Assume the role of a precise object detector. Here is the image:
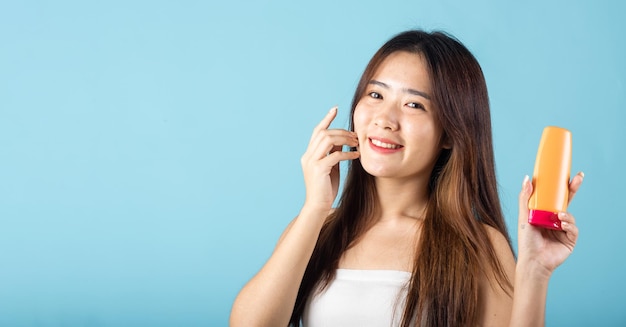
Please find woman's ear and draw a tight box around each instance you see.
[441,134,452,149]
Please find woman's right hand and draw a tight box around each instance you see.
[300,107,360,213]
[230,107,359,327]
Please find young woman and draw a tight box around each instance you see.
[230,30,583,327]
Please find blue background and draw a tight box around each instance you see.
[1,0,624,326]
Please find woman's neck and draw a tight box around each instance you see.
[373,176,429,222]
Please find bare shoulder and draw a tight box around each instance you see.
[480,223,516,287]
[482,224,515,259]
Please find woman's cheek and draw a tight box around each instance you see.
[352,116,367,145]
[352,104,369,130]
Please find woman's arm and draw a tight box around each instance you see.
[480,173,583,327]
[509,173,583,327]
[478,226,516,327]
[229,207,330,327]
[229,107,359,327]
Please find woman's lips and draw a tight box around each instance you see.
[368,137,404,153]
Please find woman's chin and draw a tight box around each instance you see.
[361,162,398,178]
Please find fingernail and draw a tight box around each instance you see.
[330,106,338,113]
[522,175,529,186]
[558,212,567,219]
[579,171,585,179]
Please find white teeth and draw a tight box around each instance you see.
[371,139,401,149]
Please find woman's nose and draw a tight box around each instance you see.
[373,103,399,131]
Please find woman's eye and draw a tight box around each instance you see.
[407,102,425,110]
[368,92,382,99]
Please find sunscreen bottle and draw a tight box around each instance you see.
[528,126,572,230]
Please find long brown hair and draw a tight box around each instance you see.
[289,30,513,327]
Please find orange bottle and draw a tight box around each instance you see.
[528,126,572,230]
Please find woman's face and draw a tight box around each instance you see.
[353,51,447,181]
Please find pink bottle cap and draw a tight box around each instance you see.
[528,209,562,230]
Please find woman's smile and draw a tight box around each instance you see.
[368,137,404,153]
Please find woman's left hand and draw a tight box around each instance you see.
[516,172,584,276]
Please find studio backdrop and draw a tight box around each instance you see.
[0,0,624,326]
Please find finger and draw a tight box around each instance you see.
[557,211,576,226]
[518,175,533,226]
[308,128,356,152]
[567,171,584,205]
[317,129,358,140]
[328,144,343,155]
[305,130,357,155]
[558,212,579,247]
[315,106,338,132]
[307,107,339,148]
[321,149,360,165]
[309,134,359,160]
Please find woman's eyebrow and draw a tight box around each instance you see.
[368,79,431,100]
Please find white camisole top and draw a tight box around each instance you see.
[302,269,411,327]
